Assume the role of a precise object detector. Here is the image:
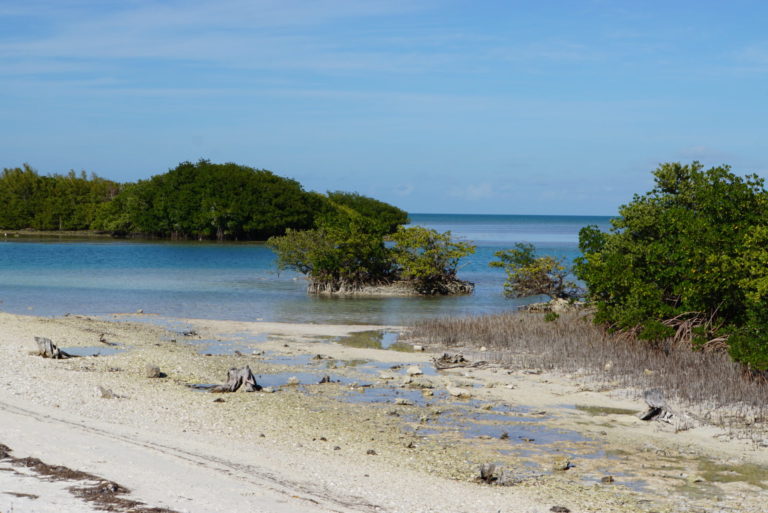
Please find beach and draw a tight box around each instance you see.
[1,311,766,513]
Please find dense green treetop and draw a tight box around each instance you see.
[326,191,408,234]
[94,160,325,240]
[1,160,408,241]
[269,206,395,293]
[574,162,768,369]
[0,164,118,230]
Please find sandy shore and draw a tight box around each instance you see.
[0,311,766,513]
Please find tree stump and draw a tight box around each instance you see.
[34,337,71,359]
[638,388,674,422]
[432,353,468,370]
[478,463,500,484]
[211,365,262,393]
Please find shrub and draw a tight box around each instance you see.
[269,220,475,295]
[389,226,475,295]
[268,208,395,293]
[490,242,579,299]
[574,162,768,369]
[543,311,559,322]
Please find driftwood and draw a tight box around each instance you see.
[34,337,72,359]
[432,353,487,370]
[478,463,501,484]
[98,333,118,346]
[211,366,262,393]
[433,353,469,369]
[638,389,696,431]
[638,389,674,422]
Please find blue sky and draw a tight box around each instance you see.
[1,1,766,215]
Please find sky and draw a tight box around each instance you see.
[1,1,767,215]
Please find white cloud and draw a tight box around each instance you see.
[449,182,494,201]
[0,0,436,68]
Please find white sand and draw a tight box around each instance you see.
[1,312,766,513]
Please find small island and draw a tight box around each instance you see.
[0,159,476,297]
[0,160,407,241]
[269,222,475,296]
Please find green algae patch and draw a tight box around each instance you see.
[336,330,414,352]
[574,405,638,416]
[698,458,768,489]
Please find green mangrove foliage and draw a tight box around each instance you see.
[574,162,768,370]
[326,191,409,234]
[390,226,475,295]
[269,208,395,294]
[0,165,119,230]
[94,160,324,240]
[268,219,475,296]
[1,160,407,241]
[490,242,579,299]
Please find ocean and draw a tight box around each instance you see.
[0,214,611,325]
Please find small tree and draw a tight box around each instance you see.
[574,161,768,369]
[268,209,394,293]
[389,226,475,295]
[490,243,579,299]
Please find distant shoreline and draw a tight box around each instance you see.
[2,229,114,239]
[0,213,614,242]
[0,230,272,243]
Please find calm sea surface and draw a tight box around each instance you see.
[0,214,611,325]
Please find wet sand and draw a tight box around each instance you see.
[0,311,766,512]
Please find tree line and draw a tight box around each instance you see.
[0,164,119,231]
[0,160,408,241]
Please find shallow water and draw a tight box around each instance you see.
[61,345,126,357]
[191,335,269,355]
[0,214,610,325]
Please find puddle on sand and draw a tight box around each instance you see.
[192,336,269,355]
[264,351,438,379]
[470,410,544,423]
[264,353,317,366]
[321,358,370,369]
[581,473,648,492]
[334,330,414,352]
[356,359,439,377]
[255,371,362,388]
[107,315,196,334]
[62,345,126,357]
[432,408,594,446]
[188,371,363,392]
[341,384,595,450]
[187,383,218,391]
[107,317,276,356]
[342,386,448,406]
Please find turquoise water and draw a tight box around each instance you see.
[0,214,611,325]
